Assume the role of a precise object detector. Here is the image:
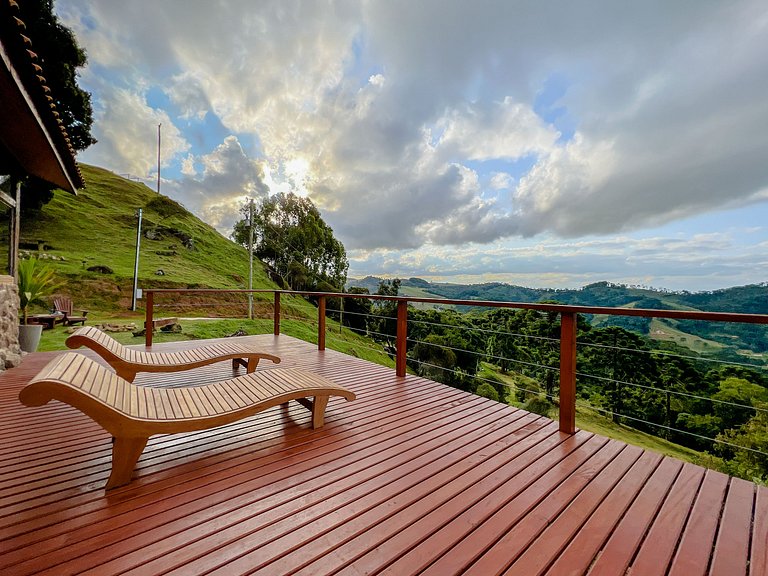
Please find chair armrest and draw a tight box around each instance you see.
[80,310,89,316]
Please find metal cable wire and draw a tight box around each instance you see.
[410,358,554,401]
[574,400,768,457]
[575,371,768,415]
[409,317,560,342]
[366,329,398,341]
[323,334,395,358]
[473,372,553,400]
[405,336,559,373]
[579,339,768,370]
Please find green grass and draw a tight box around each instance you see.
[475,361,715,467]
[574,404,707,464]
[20,165,278,311]
[648,318,725,353]
[39,312,396,369]
[398,286,456,310]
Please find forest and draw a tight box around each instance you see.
[336,280,768,483]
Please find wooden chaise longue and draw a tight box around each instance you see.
[20,352,356,489]
[66,325,282,382]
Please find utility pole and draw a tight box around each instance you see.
[131,208,142,311]
[157,123,162,194]
[248,198,255,319]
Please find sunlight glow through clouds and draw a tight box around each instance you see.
[59,0,768,291]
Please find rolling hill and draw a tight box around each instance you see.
[16,164,278,312]
[348,277,768,361]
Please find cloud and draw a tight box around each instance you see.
[490,173,512,190]
[162,136,269,232]
[58,0,768,290]
[78,80,190,177]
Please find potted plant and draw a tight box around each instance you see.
[17,257,62,352]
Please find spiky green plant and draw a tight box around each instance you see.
[17,258,62,324]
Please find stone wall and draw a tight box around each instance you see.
[0,275,22,370]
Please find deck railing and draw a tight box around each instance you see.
[142,288,768,440]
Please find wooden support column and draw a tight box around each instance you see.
[318,296,326,351]
[145,291,154,347]
[9,177,20,278]
[273,292,281,336]
[559,311,577,434]
[396,300,408,377]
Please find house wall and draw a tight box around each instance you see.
[0,275,21,369]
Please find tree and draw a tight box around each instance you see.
[367,278,401,345]
[17,0,96,210]
[19,0,95,152]
[232,193,349,291]
[342,287,372,334]
[716,401,768,482]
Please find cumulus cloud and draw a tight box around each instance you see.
[78,80,190,177]
[162,136,269,232]
[490,173,513,190]
[58,0,768,289]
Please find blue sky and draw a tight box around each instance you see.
[57,0,768,292]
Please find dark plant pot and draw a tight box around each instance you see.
[18,324,43,353]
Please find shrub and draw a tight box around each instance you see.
[475,382,500,402]
[522,396,553,417]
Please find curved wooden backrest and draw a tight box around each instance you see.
[20,352,356,489]
[65,326,281,382]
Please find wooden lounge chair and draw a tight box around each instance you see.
[53,296,88,326]
[66,326,281,382]
[19,352,356,489]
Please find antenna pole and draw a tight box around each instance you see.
[157,123,161,194]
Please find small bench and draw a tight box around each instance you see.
[19,352,356,489]
[66,326,280,382]
[144,317,179,331]
[53,297,88,326]
[27,313,65,330]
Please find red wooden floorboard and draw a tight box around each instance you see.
[0,334,764,576]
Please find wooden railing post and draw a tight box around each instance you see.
[396,300,408,377]
[318,296,326,351]
[273,292,281,336]
[559,311,577,434]
[145,290,154,347]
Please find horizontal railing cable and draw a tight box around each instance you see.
[409,318,560,342]
[575,400,768,458]
[409,358,555,401]
[578,339,768,370]
[576,371,768,415]
[405,336,559,373]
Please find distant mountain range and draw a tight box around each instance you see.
[348,277,768,314]
[348,277,768,358]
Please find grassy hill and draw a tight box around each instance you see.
[16,167,737,474]
[349,276,768,363]
[20,164,277,312]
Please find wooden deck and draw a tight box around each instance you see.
[0,334,765,575]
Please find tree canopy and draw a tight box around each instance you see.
[18,0,96,210]
[232,193,348,291]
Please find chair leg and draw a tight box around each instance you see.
[312,395,329,429]
[106,436,148,489]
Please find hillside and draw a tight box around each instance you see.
[348,277,768,360]
[18,164,278,311]
[350,276,768,314]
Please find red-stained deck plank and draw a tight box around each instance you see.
[753,485,768,576]
[503,449,663,576]
[709,477,755,576]
[585,456,683,576]
[0,334,762,576]
[629,462,706,575]
[462,442,643,576]
[668,469,730,576]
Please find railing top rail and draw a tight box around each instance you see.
[142,288,768,325]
